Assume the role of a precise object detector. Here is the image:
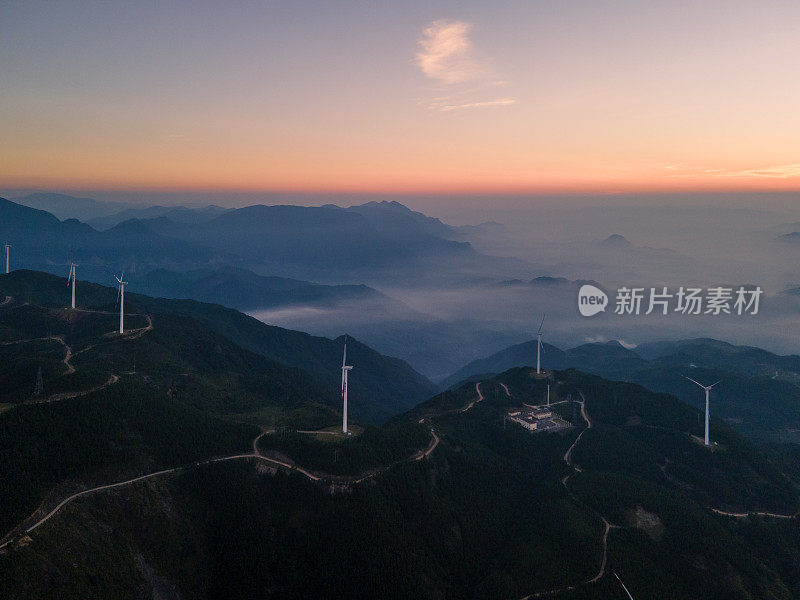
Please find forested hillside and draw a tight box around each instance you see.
[0,270,437,423]
[3,360,798,599]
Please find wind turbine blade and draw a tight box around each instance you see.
[538,314,545,333]
[709,380,722,388]
[684,376,706,389]
[614,572,635,600]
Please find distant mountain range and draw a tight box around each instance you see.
[341,200,453,238]
[440,339,646,389]
[592,233,686,262]
[0,196,528,286]
[0,196,537,379]
[12,192,133,221]
[442,337,800,439]
[0,197,214,278]
[496,275,599,289]
[597,233,634,248]
[87,204,229,230]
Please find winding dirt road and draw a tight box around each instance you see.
[1,423,442,553]
[460,382,484,412]
[522,392,618,599]
[3,307,155,406]
[710,507,797,519]
[125,314,153,340]
[417,430,440,459]
[0,453,258,552]
[9,334,120,405]
[53,335,76,375]
[31,374,120,405]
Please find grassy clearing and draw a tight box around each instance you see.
[301,423,366,442]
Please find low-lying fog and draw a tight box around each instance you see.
[251,194,800,381]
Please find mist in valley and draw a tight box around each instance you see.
[4,189,799,381]
[247,193,800,380]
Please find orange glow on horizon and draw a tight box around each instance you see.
[3,3,800,201]
[5,181,800,199]
[4,167,800,197]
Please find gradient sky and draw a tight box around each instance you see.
[2,0,800,196]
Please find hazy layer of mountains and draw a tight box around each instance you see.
[4,195,525,287]
[0,195,532,377]
[6,192,800,381]
[15,192,500,239]
[12,192,134,221]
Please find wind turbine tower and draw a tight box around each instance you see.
[114,273,128,334]
[547,382,550,406]
[341,336,353,433]
[684,376,721,446]
[67,262,77,309]
[536,314,545,374]
[4,243,10,274]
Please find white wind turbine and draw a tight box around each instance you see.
[67,262,78,309]
[4,243,10,274]
[536,314,545,374]
[341,336,353,434]
[114,273,128,334]
[684,376,721,446]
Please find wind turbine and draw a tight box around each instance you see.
[114,273,127,334]
[684,376,721,446]
[536,314,545,374]
[341,336,353,433]
[67,262,77,309]
[4,243,10,274]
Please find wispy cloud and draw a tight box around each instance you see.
[585,335,637,349]
[718,163,800,179]
[664,163,800,179]
[434,97,517,112]
[417,20,482,84]
[416,19,516,112]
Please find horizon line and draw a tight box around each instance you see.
[5,184,800,199]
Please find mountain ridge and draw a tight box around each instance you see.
[0,270,437,424]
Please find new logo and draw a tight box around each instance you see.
[578,284,608,317]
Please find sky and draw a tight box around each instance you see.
[2,0,800,198]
